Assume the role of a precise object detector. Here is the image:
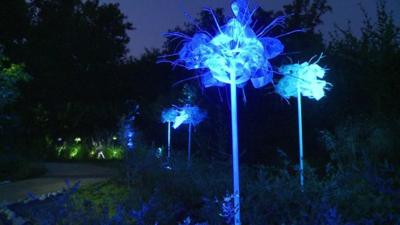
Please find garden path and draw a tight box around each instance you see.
[0,162,117,204]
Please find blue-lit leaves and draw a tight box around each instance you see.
[276,60,329,101]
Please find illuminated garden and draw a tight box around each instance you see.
[0,0,399,224]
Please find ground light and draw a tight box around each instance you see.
[276,57,330,188]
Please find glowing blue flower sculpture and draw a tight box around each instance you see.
[160,1,301,223]
[174,3,284,89]
[277,61,329,100]
[276,58,330,188]
[173,105,206,164]
[161,107,180,160]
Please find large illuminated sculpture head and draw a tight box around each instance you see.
[276,60,329,100]
[160,0,295,90]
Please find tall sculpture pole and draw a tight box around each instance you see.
[297,89,304,188]
[168,121,171,159]
[230,77,241,223]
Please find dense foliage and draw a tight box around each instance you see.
[11,117,399,224]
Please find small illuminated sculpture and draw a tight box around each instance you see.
[276,56,330,188]
[161,107,179,160]
[124,122,135,151]
[173,105,206,164]
[158,0,301,223]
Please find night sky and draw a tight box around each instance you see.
[101,0,400,57]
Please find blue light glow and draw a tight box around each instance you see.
[122,105,139,151]
[124,126,135,151]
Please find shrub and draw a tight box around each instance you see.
[19,117,400,224]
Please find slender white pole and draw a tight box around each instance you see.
[297,89,304,189]
[188,123,192,165]
[230,76,241,225]
[167,121,171,160]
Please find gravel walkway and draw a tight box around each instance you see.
[0,162,117,204]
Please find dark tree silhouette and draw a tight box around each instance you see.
[11,0,134,138]
[327,0,400,117]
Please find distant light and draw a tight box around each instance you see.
[74,137,81,143]
[69,147,80,158]
[112,136,118,141]
[127,131,133,138]
[165,165,172,170]
[127,142,133,148]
